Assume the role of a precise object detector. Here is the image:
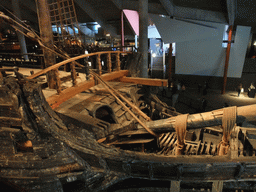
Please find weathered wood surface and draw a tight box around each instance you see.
[46,70,129,109]
[131,106,252,134]
[2,76,256,191]
[119,76,168,87]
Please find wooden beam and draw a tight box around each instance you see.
[107,138,154,145]
[119,76,168,87]
[212,181,223,192]
[124,104,256,135]
[47,70,129,109]
[170,180,180,192]
[35,0,56,88]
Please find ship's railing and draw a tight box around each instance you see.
[27,51,132,94]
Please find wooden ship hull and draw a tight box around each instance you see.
[1,8,256,192]
[1,71,256,192]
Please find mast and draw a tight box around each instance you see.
[35,0,57,89]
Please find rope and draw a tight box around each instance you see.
[175,114,189,155]
[218,106,237,155]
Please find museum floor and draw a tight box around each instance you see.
[158,86,256,128]
[181,88,256,111]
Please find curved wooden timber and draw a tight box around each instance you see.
[2,75,256,191]
[22,77,256,184]
[46,70,129,109]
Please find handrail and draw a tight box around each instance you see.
[27,50,132,95]
[27,51,131,80]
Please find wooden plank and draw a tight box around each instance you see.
[231,127,239,159]
[47,70,129,109]
[116,108,126,117]
[107,138,154,145]
[170,180,180,192]
[0,117,22,127]
[119,77,168,87]
[212,180,223,192]
[0,67,16,71]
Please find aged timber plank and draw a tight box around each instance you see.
[122,105,256,135]
[170,180,180,192]
[212,180,223,192]
[46,70,129,109]
[119,77,168,87]
[0,117,22,126]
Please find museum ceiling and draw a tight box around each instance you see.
[0,0,256,37]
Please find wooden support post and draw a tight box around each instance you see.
[231,126,239,159]
[35,0,57,89]
[70,62,77,86]
[116,53,120,71]
[107,53,112,73]
[54,69,61,94]
[97,54,102,75]
[212,180,223,192]
[170,180,180,192]
[221,25,233,94]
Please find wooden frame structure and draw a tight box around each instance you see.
[27,50,169,109]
